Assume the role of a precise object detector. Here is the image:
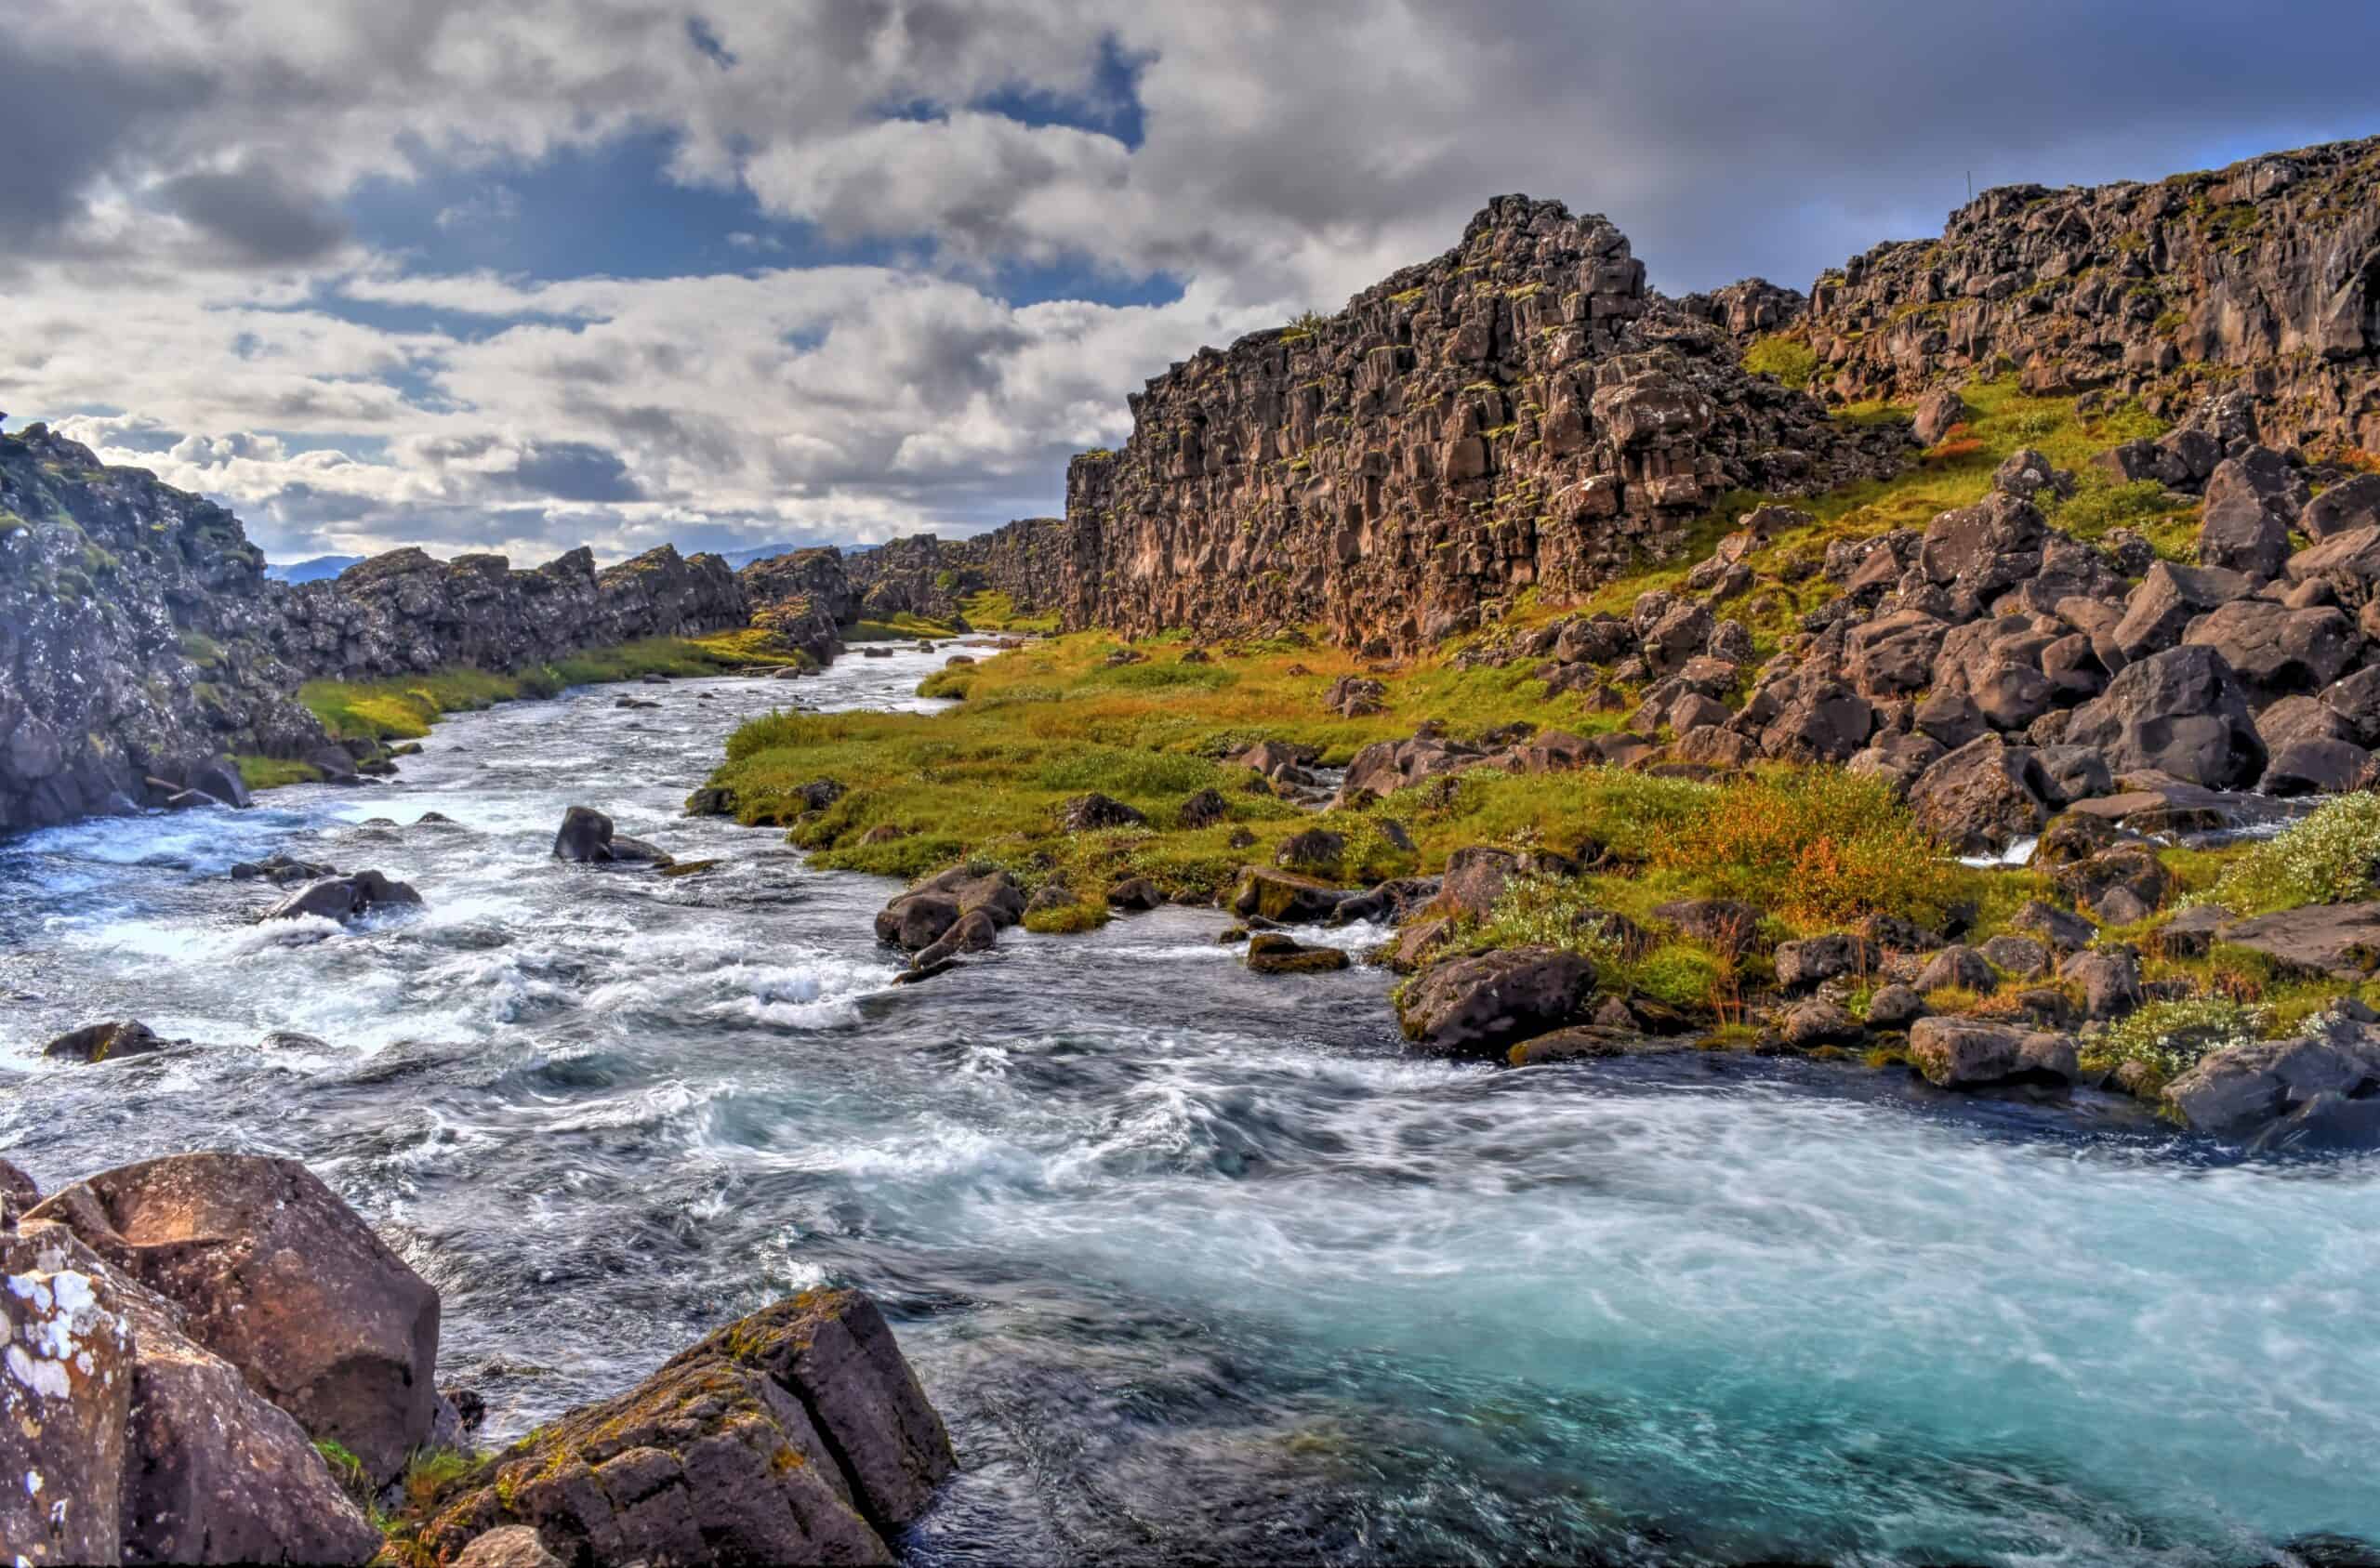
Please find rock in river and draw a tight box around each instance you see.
[417,1290,955,1568]
[1245,933,1352,974]
[1395,945,1595,1058]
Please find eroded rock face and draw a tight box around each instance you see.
[1807,135,2380,454]
[26,1153,441,1486]
[419,1290,955,1568]
[2163,1016,2380,1140]
[840,521,1068,623]
[1059,196,1907,656]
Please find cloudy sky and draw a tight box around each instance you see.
[5,2,2375,567]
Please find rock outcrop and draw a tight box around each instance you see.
[1,421,772,834]
[738,547,859,665]
[1060,196,1910,655]
[842,519,1068,622]
[1807,135,2380,453]
[417,1290,956,1567]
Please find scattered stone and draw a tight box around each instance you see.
[2062,947,2144,1021]
[1061,792,1147,831]
[1907,1018,2079,1087]
[1274,827,1346,872]
[1864,983,1925,1029]
[42,1019,168,1064]
[264,869,424,922]
[1395,946,1595,1058]
[1246,933,1353,974]
[1978,934,2051,980]
[2064,646,2268,789]
[1651,898,1765,955]
[1231,865,1350,924]
[1779,997,1862,1048]
[1106,876,1166,912]
[1507,1027,1689,1065]
[1773,932,1881,992]
[2163,1017,2380,1141]
[2214,903,2380,980]
[1179,788,1228,829]
[1913,944,1997,995]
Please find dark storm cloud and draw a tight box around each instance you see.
[505,440,642,503]
[0,42,213,251]
[158,164,349,264]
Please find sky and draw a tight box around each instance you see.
[4,2,2376,567]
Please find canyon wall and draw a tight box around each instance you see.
[0,423,760,831]
[1056,196,1911,655]
[841,518,1069,622]
[1807,136,2380,452]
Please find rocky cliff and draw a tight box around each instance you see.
[1058,197,1909,655]
[1807,135,2380,453]
[738,546,859,665]
[841,518,1069,622]
[0,423,764,832]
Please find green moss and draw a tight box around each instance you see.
[1743,333,1819,389]
[234,755,324,791]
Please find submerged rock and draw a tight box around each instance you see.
[418,1290,955,1567]
[263,869,423,922]
[42,1019,168,1064]
[553,805,616,862]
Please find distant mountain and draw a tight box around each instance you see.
[718,542,800,570]
[266,554,365,584]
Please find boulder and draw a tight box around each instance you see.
[1977,934,2051,980]
[1061,792,1147,831]
[0,1221,138,1566]
[1179,788,1228,829]
[454,1526,567,1568]
[1,1159,36,1225]
[187,758,254,810]
[1650,899,1765,955]
[1105,876,1166,912]
[879,892,960,951]
[1907,736,2050,853]
[1246,934,1353,974]
[26,1152,441,1485]
[2214,903,2380,980]
[2285,525,2380,608]
[552,805,615,862]
[2162,1019,2380,1140]
[42,1019,167,1064]
[264,869,424,922]
[2196,465,2294,579]
[1773,932,1881,992]
[2052,846,2174,924]
[2302,473,2380,541]
[1435,846,1522,916]
[1778,997,1862,1048]
[1274,828,1345,872]
[1395,946,1595,1058]
[1230,866,1349,924]
[417,1290,955,1567]
[2063,646,2267,788]
[1907,1018,2080,1087]
[2109,561,2251,664]
[1912,386,1972,446]
[2061,948,2143,1021]
[1865,983,1925,1029]
[2180,599,2360,706]
[2011,899,2096,955]
[1913,945,1997,995]
[2261,737,2373,796]
[1323,675,1389,718]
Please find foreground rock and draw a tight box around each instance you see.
[419,1290,956,1567]
[877,864,1026,956]
[2162,1013,2380,1145]
[27,1152,441,1485]
[4,1198,380,1565]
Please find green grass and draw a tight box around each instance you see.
[2195,794,2380,915]
[961,589,1061,632]
[846,613,959,641]
[1743,332,1818,389]
[234,754,323,790]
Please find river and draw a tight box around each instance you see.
[3,644,2374,1567]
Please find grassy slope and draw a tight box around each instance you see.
[709,378,2373,1089]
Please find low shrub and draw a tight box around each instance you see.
[2198,794,2380,915]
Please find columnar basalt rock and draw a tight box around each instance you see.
[737,546,860,665]
[1059,196,1911,656]
[1807,135,2380,453]
[842,519,1069,622]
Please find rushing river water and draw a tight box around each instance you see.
[4,644,2376,1567]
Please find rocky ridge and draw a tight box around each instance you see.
[1058,195,1911,656]
[1806,135,2380,453]
[841,517,1068,623]
[0,422,848,833]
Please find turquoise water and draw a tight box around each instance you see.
[2,646,2373,1566]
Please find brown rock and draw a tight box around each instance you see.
[1907,1018,2080,1087]
[41,1019,168,1064]
[26,1152,441,1485]
[1246,933,1353,974]
[420,1290,955,1567]
[1395,946,1595,1058]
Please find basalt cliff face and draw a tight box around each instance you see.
[842,518,1069,622]
[1807,136,2380,452]
[1058,196,1911,655]
[0,423,769,832]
